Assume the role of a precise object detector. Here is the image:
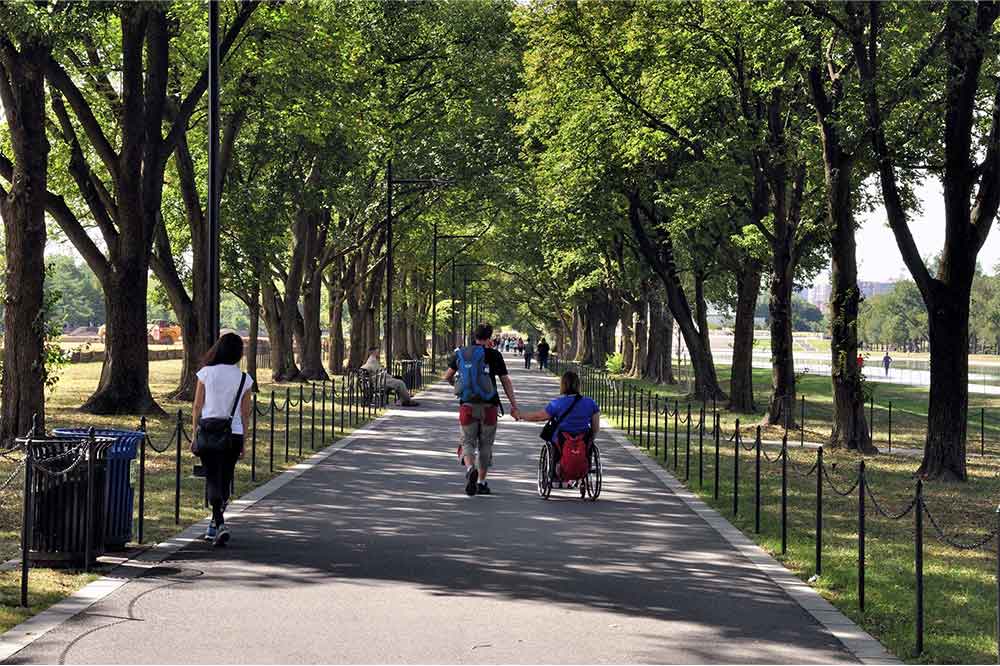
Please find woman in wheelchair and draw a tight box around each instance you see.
[519,370,600,482]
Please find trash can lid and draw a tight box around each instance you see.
[51,429,143,457]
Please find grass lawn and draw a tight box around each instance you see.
[581,362,1000,664]
[0,359,430,634]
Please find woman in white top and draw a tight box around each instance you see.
[192,333,254,546]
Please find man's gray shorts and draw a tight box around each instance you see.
[459,403,498,470]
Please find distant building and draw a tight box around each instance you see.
[796,280,895,312]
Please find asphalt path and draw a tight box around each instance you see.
[7,356,855,664]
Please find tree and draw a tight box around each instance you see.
[844,2,1000,479]
[0,5,53,441]
[40,2,256,413]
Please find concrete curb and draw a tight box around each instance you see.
[603,419,901,665]
[0,411,390,663]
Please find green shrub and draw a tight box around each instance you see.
[605,352,624,374]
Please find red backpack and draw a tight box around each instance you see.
[559,432,589,481]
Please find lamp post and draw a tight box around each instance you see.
[431,223,477,372]
[207,0,221,344]
[385,160,452,368]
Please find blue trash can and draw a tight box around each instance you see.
[53,428,143,550]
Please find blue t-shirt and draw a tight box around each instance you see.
[545,394,599,441]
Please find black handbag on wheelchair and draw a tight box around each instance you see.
[194,373,247,457]
[540,394,583,442]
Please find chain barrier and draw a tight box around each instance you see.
[865,483,918,520]
[922,502,1000,551]
[30,442,90,477]
[760,444,785,464]
[821,462,861,497]
[787,456,819,477]
[0,456,26,493]
[145,432,174,453]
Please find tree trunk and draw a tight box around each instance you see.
[83,259,160,414]
[262,279,300,382]
[809,66,873,451]
[328,280,345,374]
[299,265,328,380]
[575,305,592,364]
[632,293,648,378]
[628,191,726,400]
[247,278,260,389]
[918,294,970,480]
[0,39,49,441]
[645,290,675,384]
[620,302,635,373]
[765,244,796,426]
[729,262,760,412]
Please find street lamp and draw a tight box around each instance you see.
[385,160,452,368]
[207,1,221,344]
[431,223,477,372]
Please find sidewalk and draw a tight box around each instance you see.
[4,358,878,664]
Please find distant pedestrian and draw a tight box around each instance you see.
[524,343,534,369]
[192,332,254,547]
[857,353,865,370]
[516,337,524,356]
[537,338,550,370]
[882,352,892,376]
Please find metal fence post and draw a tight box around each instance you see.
[269,391,276,473]
[915,478,924,656]
[251,392,258,482]
[638,389,645,444]
[699,404,705,489]
[298,385,304,456]
[654,395,660,457]
[674,401,679,470]
[138,416,147,544]
[714,412,720,500]
[85,436,95,572]
[755,425,761,534]
[321,382,326,448]
[686,403,692,482]
[781,434,787,555]
[174,410,182,525]
[733,419,740,516]
[285,387,291,461]
[816,446,824,577]
[339,377,345,435]
[20,443,33,607]
[859,460,866,613]
[311,384,316,450]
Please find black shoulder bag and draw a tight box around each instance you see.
[539,394,583,442]
[194,373,247,457]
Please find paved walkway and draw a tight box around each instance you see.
[7,357,860,664]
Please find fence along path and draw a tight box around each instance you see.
[9,357,857,664]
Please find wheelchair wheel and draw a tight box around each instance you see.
[537,444,553,499]
[584,443,602,501]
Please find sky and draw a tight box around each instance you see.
[852,177,1000,283]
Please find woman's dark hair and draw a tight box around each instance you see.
[201,332,244,367]
[560,370,580,395]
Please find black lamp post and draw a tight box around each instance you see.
[207,1,221,344]
[385,160,452,368]
[431,223,477,372]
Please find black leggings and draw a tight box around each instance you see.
[202,435,243,525]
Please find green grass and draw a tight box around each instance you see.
[0,359,433,634]
[585,363,1000,664]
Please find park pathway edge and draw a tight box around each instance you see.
[0,404,390,663]
[602,418,901,665]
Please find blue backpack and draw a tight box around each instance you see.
[453,346,498,403]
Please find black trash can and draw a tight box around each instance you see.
[20,436,114,567]
[53,428,142,550]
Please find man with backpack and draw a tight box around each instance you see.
[444,323,520,496]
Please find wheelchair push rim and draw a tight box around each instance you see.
[584,443,602,500]
[537,443,553,499]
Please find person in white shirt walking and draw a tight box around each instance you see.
[192,333,254,546]
[362,348,420,407]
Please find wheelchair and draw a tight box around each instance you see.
[536,434,602,501]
